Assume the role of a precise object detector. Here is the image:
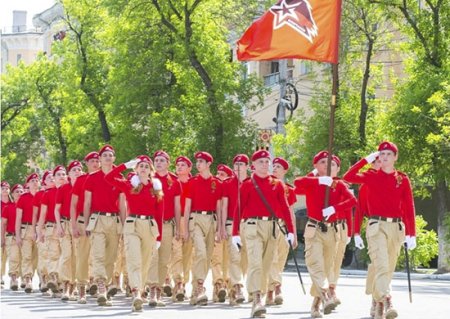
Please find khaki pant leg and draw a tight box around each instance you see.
[305,224,335,297]
[222,240,229,282]
[211,239,224,284]
[226,224,242,287]
[170,234,183,284]
[20,226,35,277]
[365,263,375,295]
[157,222,174,286]
[330,223,347,286]
[143,219,159,287]
[182,237,193,284]
[267,232,289,291]
[1,245,7,277]
[191,214,215,284]
[366,220,404,301]
[37,239,48,277]
[75,216,90,284]
[90,216,108,281]
[105,217,121,285]
[239,220,248,277]
[6,236,21,276]
[46,224,61,276]
[58,221,75,282]
[114,236,127,280]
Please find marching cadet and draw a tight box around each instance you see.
[2,184,24,290]
[352,156,381,317]
[168,155,193,300]
[343,141,416,319]
[16,173,41,293]
[33,171,55,294]
[38,166,68,296]
[232,150,295,318]
[1,181,12,287]
[183,151,222,306]
[211,164,233,303]
[294,151,356,318]
[105,155,163,312]
[221,154,249,305]
[148,150,182,306]
[55,161,83,301]
[83,145,124,306]
[70,151,99,303]
[266,157,297,306]
[327,155,354,306]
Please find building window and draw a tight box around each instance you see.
[17,54,22,64]
[271,61,279,74]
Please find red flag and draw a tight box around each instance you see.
[237,0,342,63]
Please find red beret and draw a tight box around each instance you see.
[11,184,23,192]
[99,144,115,156]
[332,155,341,167]
[53,165,66,176]
[313,151,329,164]
[126,172,136,180]
[136,155,153,165]
[195,151,213,163]
[1,181,9,188]
[68,160,82,171]
[378,141,398,154]
[176,156,192,167]
[251,150,271,161]
[84,151,99,162]
[153,150,170,161]
[217,164,233,177]
[233,154,249,165]
[41,170,52,185]
[26,173,39,184]
[273,157,289,170]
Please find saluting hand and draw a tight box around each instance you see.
[318,176,333,186]
[322,206,336,220]
[364,151,380,163]
[125,158,140,169]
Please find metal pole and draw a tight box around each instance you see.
[276,60,288,135]
[404,243,413,303]
[324,63,339,207]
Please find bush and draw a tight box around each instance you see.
[356,215,438,271]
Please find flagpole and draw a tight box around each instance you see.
[324,63,339,207]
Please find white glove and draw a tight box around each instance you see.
[156,241,161,250]
[311,168,318,176]
[285,232,295,245]
[354,235,365,249]
[152,178,162,191]
[346,236,351,245]
[322,206,335,220]
[130,175,140,188]
[125,159,140,169]
[318,176,333,186]
[364,151,380,164]
[232,236,242,251]
[405,235,417,250]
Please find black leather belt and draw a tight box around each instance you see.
[96,212,119,217]
[164,218,175,224]
[244,216,277,221]
[307,218,335,227]
[370,216,402,223]
[129,214,153,220]
[6,232,14,237]
[61,216,70,221]
[21,222,32,225]
[191,210,215,215]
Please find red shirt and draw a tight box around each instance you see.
[72,174,88,217]
[285,183,297,206]
[222,176,240,220]
[343,158,416,236]
[41,187,58,223]
[1,199,11,216]
[155,172,181,221]
[2,202,17,233]
[186,174,222,212]
[16,192,35,224]
[84,169,121,213]
[294,176,356,223]
[179,180,189,216]
[32,190,46,221]
[105,164,164,239]
[232,174,294,236]
[55,183,73,219]
[353,183,369,235]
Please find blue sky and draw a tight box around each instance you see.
[1,0,56,31]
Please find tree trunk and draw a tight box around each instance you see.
[436,179,450,273]
[97,109,111,143]
[358,38,374,147]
